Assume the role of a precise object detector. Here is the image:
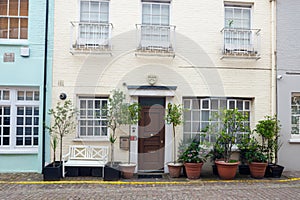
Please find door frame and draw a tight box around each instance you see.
[128,96,174,173]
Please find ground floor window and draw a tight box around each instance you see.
[0,87,39,149]
[78,97,108,138]
[291,94,300,135]
[183,97,251,144]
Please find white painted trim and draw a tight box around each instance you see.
[128,89,175,97]
[288,139,300,144]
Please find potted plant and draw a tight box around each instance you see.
[119,103,141,179]
[214,109,250,180]
[165,103,184,178]
[245,138,268,179]
[255,115,284,178]
[179,140,210,180]
[237,134,251,175]
[104,89,139,180]
[44,100,77,181]
[210,136,225,176]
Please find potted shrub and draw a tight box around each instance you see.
[214,109,250,180]
[44,100,77,181]
[237,134,251,175]
[179,140,210,180]
[210,137,225,176]
[165,103,184,178]
[255,115,284,178]
[104,89,140,180]
[119,103,141,179]
[245,138,268,179]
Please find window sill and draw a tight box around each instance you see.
[0,148,38,154]
[73,137,109,142]
[0,39,29,46]
[288,139,300,144]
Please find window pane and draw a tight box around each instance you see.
[25,127,31,135]
[16,137,23,145]
[3,137,10,145]
[26,107,32,115]
[17,127,23,135]
[4,107,10,115]
[3,117,10,125]
[9,0,18,16]
[90,2,99,12]
[142,4,150,15]
[20,18,28,39]
[17,117,23,125]
[33,137,38,145]
[34,107,39,115]
[20,0,28,16]
[26,91,33,100]
[18,91,25,100]
[25,137,31,145]
[3,90,9,100]
[17,107,24,115]
[0,18,8,38]
[0,0,8,15]
[9,18,19,39]
[100,2,108,12]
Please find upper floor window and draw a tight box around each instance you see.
[225,5,251,29]
[0,88,39,150]
[183,97,251,144]
[0,0,28,39]
[142,1,170,26]
[78,97,108,138]
[80,0,109,23]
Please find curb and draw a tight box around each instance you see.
[1,178,300,185]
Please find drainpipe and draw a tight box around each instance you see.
[42,0,50,173]
[270,0,277,116]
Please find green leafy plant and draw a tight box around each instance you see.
[215,109,250,162]
[245,138,268,163]
[46,100,77,163]
[179,140,210,163]
[105,89,140,166]
[210,136,225,162]
[237,134,251,165]
[255,115,281,164]
[165,103,183,164]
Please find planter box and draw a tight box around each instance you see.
[104,163,121,181]
[265,164,284,178]
[43,161,62,181]
[91,167,103,177]
[65,167,79,177]
[239,164,250,175]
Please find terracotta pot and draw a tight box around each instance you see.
[215,160,240,180]
[168,163,183,178]
[184,162,204,180]
[249,162,268,179]
[119,163,136,179]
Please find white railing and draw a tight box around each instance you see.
[221,28,261,58]
[70,21,113,53]
[136,24,176,52]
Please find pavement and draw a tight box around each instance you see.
[0,171,300,199]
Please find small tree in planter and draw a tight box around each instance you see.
[214,108,250,180]
[104,89,140,180]
[165,103,184,178]
[119,102,141,179]
[44,100,77,180]
[255,115,283,177]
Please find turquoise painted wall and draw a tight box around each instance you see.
[0,0,53,173]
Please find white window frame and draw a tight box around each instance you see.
[291,94,300,139]
[0,87,40,154]
[77,96,109,141]
[224,4,253,52]
[77,0,110,46]
[183,97,251,144]
[0,0,29,41]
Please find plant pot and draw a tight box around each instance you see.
[249,162,268,179]
[43,161,62,181]
[239,164,250,175]
[104,163,121,181]
[215,160,239,180]
[167,163,183,178]
[119,163,136,179]
[212,164,218,176]
[265,164,284,178]
[184,162,204,180]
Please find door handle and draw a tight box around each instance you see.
[161,140,164,144]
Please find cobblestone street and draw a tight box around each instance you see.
[1,172,300,200]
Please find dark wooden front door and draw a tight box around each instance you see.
[138,97,165,171]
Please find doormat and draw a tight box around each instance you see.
[138,174,163,179]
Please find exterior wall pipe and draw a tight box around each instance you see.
[42,0,50,173]
[270,0,277,116]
